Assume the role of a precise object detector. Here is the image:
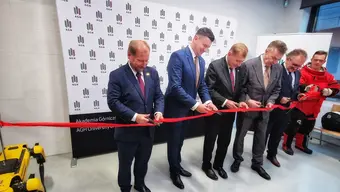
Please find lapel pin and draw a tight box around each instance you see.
[146,72,150,76]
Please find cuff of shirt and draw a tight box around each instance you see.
[191,102,199,111]
[131,113,137,122]
[204,100,212,105]
[221,99,228,108]
[154,112,162,116]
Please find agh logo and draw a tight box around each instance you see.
[61,0,68,2]
[83,88,90,98]
[74,101,80,111]
[152,43,157,52]
[188,36,192,43]
[126,28,132,38]
[100,63,107,73]
[212,39,217,46]
[174,34,179,43]
[71,75,78,86]
[89,49,96,60]
[224,40,228,48]
[230,30,234,39]
[144,30,149,40]
[64,19,72,31]
[135,17,140,27]
[189,14,194,23]
[167,22,172,31]
[160,32,165,42]
[182,24,186,33]
[116,14,122,25]
[96,11,103,22]
[86,22,94,34]
[195,26,199,32]
[160,9,165,19]
[118,40,124,50]
[215,19,219,27]
[98,37,105,48]
[109,51,115,61]
[176,12,180,21]
[77,35,84,47]
[159,76,164,84]
[126,3,132,14]
[93,100,100,109]
[102,88,107,97]
[159,54,164,63]
[119,64,123,68]
[152,65,157,70]
[205,49,209,56]
[74,6,81,18]
[68,48,76,59]
[181,45,185,49]
[144,6,149,16]
[92,75,98,85]
[202,16,207,25]
[152,19,157,29]
[84,0,91,7]
[80,62,87,73]
[106,0,112,11]
[217,49,221,57]
[107,25,114,36]
[167,44,171,53]
[226,20,231,28]
[219,29,223,37]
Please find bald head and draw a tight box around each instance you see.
[128,40,150,72]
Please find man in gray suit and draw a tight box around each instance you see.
[231,40,287,180]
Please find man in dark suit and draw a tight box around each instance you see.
[107,40,164,192]
[265,49,307,167]
[231,40,287,180]
[202,43,249,180]
[164,27,218,189]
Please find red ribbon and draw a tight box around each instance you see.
[0,104,294,129]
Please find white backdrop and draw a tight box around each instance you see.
[56,0,237,115]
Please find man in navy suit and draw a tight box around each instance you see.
[265,49,307,167]
[164,27,218,189]
[107,40,164,192]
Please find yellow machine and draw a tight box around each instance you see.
[0,127,46,192]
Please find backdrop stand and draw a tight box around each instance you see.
[71,157,77,168]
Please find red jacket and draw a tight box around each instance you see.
[295,65,340,119]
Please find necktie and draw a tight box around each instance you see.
[136,72,145,98]
[264,66,270,88]
[194,56,200,88]
[229,68,235,91]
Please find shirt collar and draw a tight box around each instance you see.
[128,61,143,76]
[188,45,196,60]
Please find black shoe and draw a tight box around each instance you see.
[230,161,241,173]
[134,184,151,192]
[202,166,218,180]
[179,167,192,177]
[251,165,271,180]
[213,166,228,179]
[282,146,294,156]
[295,145,313,154]
[267,156,281,167]
[170,174,184,189]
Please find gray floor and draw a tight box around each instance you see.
[28,132,340,192]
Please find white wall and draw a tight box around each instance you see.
[0,0,305,156]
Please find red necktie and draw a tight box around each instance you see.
[136,72,145,98]
[230,68,235,91]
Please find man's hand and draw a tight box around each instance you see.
[298,93,306,101]
[206,102,218,111]
[322,88,333,96]
[247,99,261,108]
[266,102,274,109]
[196,104,212,113]
[239,102,249,109]
[136,114,150,124]
[225,100,239,109]
[154,113,163,126]
[280,97,291,104]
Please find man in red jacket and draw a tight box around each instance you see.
[283,50,340,155]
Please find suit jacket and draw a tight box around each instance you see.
[205,56,243,109]
[107,64,164,142]
[240,56,282,105]
[164,46,211,118]
[275,64,301,107]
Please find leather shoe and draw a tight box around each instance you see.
[267,156,281,167]
[202,167,218,180]
[134,184,151,192]
[251,165,271,180]
[179,167,192,177]
[170,174,184,189]
[230,161,241,173]
[283,146,294,156]
[213,166,228,179]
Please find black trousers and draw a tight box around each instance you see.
[202,112,235,169]
[266,108,290,157]
[116,136,153,192]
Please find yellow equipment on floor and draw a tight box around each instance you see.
[0,124,46,192]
